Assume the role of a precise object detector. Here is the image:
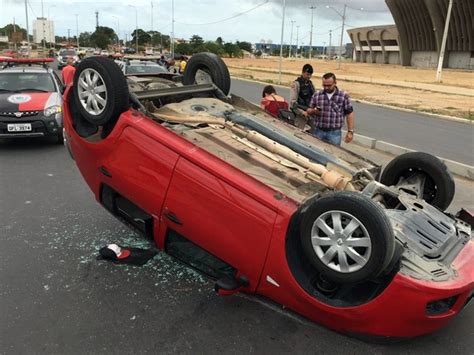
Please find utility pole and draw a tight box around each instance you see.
[288,20,295,58]
[75,14,79,48]
[13,17,17,50]
[309,5,316,59]
[296,25,300,58]
[41,0,46,51]
[171,0,175,58]
[67,29,70,46]
[278,0,286,84]
[95,11,99,29]
[25,0,30,52]
[436,0,453,82]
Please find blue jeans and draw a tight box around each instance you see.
[313,129,342,146]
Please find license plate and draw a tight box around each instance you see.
[7,123,32,132]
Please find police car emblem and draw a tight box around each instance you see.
[7,94,32,104]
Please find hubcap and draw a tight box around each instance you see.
[77,68,107,116]
[310,210,372,273]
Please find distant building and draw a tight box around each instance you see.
[254,42,346,57]
[33,17,55,44]
[348,0,473,69]
[347,25,400,65]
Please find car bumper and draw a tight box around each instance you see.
[259,226,474,338]
[0,114,63,139]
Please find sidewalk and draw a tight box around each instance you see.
[226,64,474,97]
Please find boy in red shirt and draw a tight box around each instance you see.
[61,57,76,86]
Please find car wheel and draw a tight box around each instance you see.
[300,192,395,284]
[182,52,231,95]
[73,56,129,126]
[380,152,455,211]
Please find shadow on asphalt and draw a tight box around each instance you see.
[0,137,62,150]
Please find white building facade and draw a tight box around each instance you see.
[33,18,55,44]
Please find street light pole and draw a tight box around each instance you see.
[338,4,346,69]
[309,5,316,59]
[128,5,138,53]
[296,25,300,58]
[288,20,295,58]
[436,0,453,82]
[327,4,347,70]
[75,14,79,49]
[112,16,120,46]
[278,0,286,84]
[25,0,30,52]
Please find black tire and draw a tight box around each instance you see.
[380,152,455,211]
[73,56,129,126]
[182,52,231,95]
[300,192,395,284]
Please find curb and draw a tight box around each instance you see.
[346,131,474,180]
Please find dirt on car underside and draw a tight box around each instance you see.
[144,96,379,203]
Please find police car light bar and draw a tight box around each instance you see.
[0,58,54,63]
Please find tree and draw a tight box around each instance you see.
[189,35,204,47]
[236,41,252,53]
[202,41,225,56]
[215,37,223,46]
[175,42,192,55]
[90,26,116,49]
[0,24,27,41]
[79,32,92,47]
[131,29,154,46]
[223,43,242,58]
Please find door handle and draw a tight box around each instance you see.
[163,209,182,225]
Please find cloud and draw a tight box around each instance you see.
[1,0,394,45]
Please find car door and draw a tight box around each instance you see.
[159,157,277,291]
[101,126,180,239]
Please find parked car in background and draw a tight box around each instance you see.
[1,49,18,58]
[63,54,473,340]
[57,48,79,69]
[0,58,64,143]
[115,58,175,78]
[123,47,136,54]
[100,50,109,56]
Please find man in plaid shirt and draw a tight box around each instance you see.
[306,72,355,146]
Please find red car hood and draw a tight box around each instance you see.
[0,92,60,112]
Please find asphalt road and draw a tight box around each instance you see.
[230,78,474,166]
[1,140,473,353]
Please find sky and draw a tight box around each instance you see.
[0,0,395,46]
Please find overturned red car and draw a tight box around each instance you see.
[63,54,473,340]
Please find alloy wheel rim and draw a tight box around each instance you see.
[77,68,107,116]
[311,210,372,273]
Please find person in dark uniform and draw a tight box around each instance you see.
[290,63,316,130]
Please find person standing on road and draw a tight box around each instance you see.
[290,63,316,130]
[306,72,354,146]
[61,57,76,87]
[179,56,187,74]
